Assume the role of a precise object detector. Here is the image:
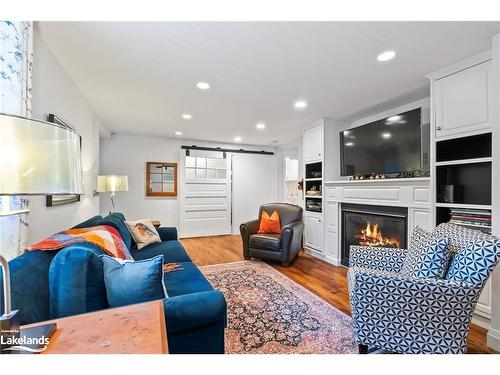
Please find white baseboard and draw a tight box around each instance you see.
[472,314,490,329]
[487,327,500,352]
[324,254,340,266]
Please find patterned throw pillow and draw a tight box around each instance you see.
[400,226,450,279]
[446,239,500,287]
[124,219,161,249]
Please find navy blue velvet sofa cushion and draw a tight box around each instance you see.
[49,243,109,319]
[101,254,167,308]
[130,240,192,263]
[1,250,56,325]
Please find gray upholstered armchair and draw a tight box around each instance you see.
[240,203,303,267]
[348,223,500,354]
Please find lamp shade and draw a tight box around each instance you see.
[97,175,129,193]
[0,113,84,195]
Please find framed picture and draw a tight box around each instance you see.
[45,114,82,207]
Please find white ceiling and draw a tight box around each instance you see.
[37,21,500,146]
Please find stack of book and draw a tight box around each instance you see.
[449,208,492,234]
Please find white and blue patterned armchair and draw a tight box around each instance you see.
[348,223,500,354]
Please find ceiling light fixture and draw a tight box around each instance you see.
[256,122,266,130]
[345,142,354,147]
[182,114,192,120]
[175,131,183,136]
[387,115,402,123]
[377,50,396,62]
[382,132,392,139]
[196,82,210,90]
[234,136,242,142]
[294,100,307,109]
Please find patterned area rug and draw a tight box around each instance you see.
[200,260,357,354]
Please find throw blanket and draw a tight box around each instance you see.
[27,225,132,260]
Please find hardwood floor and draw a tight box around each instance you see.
[180,234,497,354]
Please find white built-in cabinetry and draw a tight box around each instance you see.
[302,119,348,257]
[427,50,496,327]
[303,124,324,163]
[433,55,493,140]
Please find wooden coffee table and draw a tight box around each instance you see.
[21,300,168,354]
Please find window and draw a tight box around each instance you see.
[185,156,227,180]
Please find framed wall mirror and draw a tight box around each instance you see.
[146,162,178,196]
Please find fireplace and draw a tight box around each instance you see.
[341,203,408,266]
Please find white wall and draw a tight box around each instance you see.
[231,153,277,233]
[28,27,101,243]
[99,133,276,232]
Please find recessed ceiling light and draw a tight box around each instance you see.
[234,136,242,142]
[345,142,354,147]
[382,132,392,139]
[387,115,402,123]
[294,100,307,109]
[182,114,192,120]
[196,81,210,90]
[175,131,183,136]
[377,50,396,62]
[256,122,266,130]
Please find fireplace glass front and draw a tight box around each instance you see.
[341,203,408,267]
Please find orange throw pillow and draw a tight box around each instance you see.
[258,210,282,234]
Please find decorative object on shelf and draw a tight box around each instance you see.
[439,184,463,204]
[45,114,82,207]
[305,199,322,213]
[310,171,321,178]
[97,175,129,213]
[146,162,177,197]
[0,113,84,354]
[306,185,321,196]
[297,179,303,191]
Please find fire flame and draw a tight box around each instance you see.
[355,222,400,248]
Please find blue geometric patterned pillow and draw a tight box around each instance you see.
[446,239,500,287]
[401,226,450,279]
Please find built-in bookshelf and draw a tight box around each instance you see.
[305,161,323,213]
[435,132,492,234]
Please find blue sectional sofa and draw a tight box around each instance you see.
[0,213,227,354]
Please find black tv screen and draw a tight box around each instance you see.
[340,108,423,176]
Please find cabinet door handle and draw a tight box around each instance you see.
[318,219,322,222]
[436,126,442,131]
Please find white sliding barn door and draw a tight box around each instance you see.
[231,153,277,234]
[179,151,232,238]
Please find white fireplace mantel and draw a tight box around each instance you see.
[321,177,431,266]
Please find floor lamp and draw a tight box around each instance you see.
[0,113,83,353]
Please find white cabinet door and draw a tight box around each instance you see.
[434,60,492,139]
[304,214,324,252]
[325,201,338,260]
[303,124,324,162]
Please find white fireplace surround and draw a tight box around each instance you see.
[322,177,432,266]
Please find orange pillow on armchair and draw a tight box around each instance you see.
[258,210,282,234]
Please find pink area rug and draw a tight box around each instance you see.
[200,260,357,354]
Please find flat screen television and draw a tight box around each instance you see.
[340,108,425,176]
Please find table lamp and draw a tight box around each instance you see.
[96,175,128,213]
[0,113,83,352]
